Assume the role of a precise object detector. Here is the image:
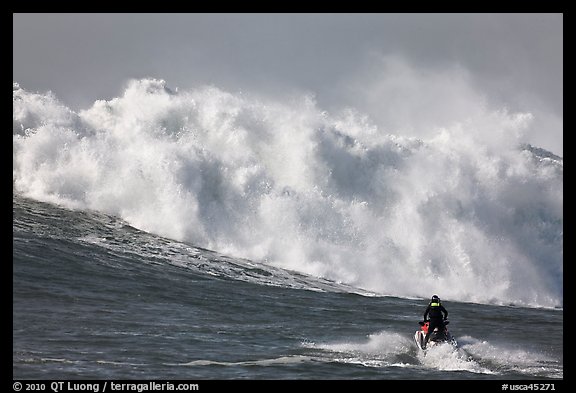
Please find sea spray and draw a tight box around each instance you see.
[13,79,562,307]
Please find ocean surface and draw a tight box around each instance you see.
[13,79,563,380]
[12,194,563,380]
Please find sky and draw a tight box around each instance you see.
[13,13,563,155]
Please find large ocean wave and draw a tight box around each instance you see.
[13,79,563,307]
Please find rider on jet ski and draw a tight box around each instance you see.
[422,295,448,349]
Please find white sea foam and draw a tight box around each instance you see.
[13,78,563,307]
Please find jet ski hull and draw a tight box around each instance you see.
[414,321,458,351]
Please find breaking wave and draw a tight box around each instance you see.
[13,78,563,307]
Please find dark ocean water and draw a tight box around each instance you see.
[13,194,563,380]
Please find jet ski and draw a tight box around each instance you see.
[414,320,458,351]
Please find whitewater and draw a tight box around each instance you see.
[13,78,562,308]
[12,193,563,379]
[12,78,563,379]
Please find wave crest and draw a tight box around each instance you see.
[13,78,563,307]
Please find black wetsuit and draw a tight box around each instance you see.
[423,301,448,347]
